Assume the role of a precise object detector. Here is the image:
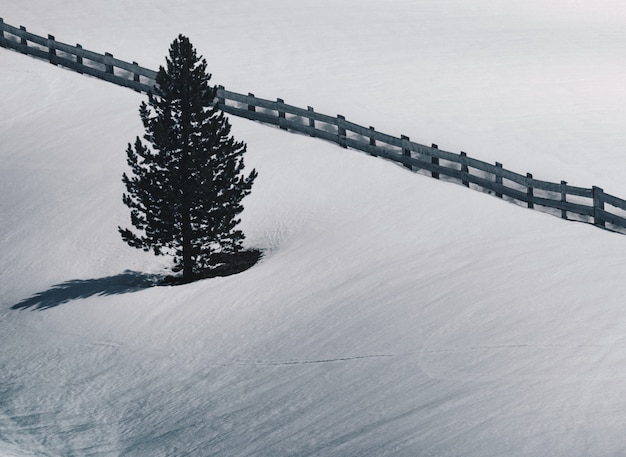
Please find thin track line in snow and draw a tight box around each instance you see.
[232,354,394,366]
[236,343,606,368]
[420,343,605,354]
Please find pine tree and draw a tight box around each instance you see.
[119,35,257,282]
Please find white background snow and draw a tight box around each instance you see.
[2,1,626,455]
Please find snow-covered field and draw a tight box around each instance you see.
[3,1,626,455]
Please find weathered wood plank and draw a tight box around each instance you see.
[286,120,332,139]
[602,192,626,211]
[465,174,523,200]
[334,124,403,147]
[527,173,534,209]
[401,135,412,170]
[304,125,340,143]
[282,103,338,125]
[533,196,594,216]
[1,38,48,59]
[597,208,626,228]
[3,23,48,47]
[219,90,340,125]
[593,186,606,227]
[341,119,378,137]
[281,120,311,135]
[344,138,385,157]
[407,142,460,162]
[219,104,279,126]
[221,90,261,105]
[465,156,501,175]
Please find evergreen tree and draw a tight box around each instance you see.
[119,35,257,282]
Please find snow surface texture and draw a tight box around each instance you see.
[2,1,626,456]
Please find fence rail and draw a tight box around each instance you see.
[3,18,626,233]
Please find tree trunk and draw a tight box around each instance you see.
[181,204,193,282]
[181,138,193,282]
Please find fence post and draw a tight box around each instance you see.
[401,135,412,170]
[0,18,5,47]
[19,26,27,52]
[526,173,534,209]
[369,127,376,146]
[76,44,83,73]
[495,162,503,198]
[368,127,377,156]
[129,62,141,92]
[307,106,315,134]
[337,115,347,148]
[277,98,287,130]
[247,93,256,112]
[460,151,469,187]
[47,34,57,65]
[593,186,605,227]
[104,52,114,74]
[216,85,225,107]
[132,61,140,83]
[431,144,439,179]
[560,181,568,219]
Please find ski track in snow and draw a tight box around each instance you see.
[230,354,395,366]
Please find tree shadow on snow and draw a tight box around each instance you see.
[12,250,263,310]
[11,271,161,311]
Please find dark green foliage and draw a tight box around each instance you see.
[119,35,257,282]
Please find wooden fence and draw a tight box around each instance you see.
[3,18,626,233]
[0,18,156,92]
[215,88,626,233]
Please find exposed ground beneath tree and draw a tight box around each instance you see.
[160,249,263,285]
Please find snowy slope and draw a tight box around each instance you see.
[3,1,626,456]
